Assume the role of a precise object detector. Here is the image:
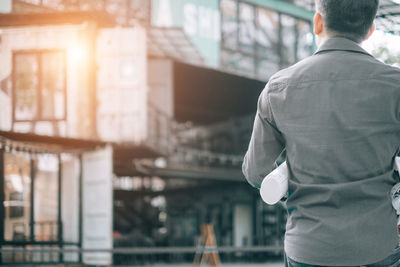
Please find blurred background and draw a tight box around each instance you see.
[0,0,400,266]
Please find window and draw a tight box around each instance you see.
[221,1,314,80]
[14,53,38,121]
[13,50,66,123]
[281,14,297,68]
[221,0,238,50]
[239,3,256,53]
[4,152,31,241]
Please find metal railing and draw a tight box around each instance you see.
[7,221,61,242]
[0,245,284,266]
[171,146,244,168]
[146,102,173,156]
[1,221,79,265]
[145,102,254,158]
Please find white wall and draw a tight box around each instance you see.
[62,156,80,261]
[0,25,91,138]
[1,24,153,145]
[82,146,113,265]
[96,27,148,143]
[0,90,12,131]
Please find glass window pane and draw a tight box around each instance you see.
[14,54,38,120]
[256,58,280,80]
[297,20,313,61]
[280,14,297,67]
[61,155,79,245]
[41,52,65,120]
[4,152,31,242]
[256,8,279,52]
[237,55,255,74]
[239,3,255,53]
[256,7,280,78]
[221,0,238,50]
[34,154,59,241]
[221,49,242,72]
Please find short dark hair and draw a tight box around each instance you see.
[315,0,379,43]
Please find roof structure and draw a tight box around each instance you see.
[0,131,109,154]
[147,27,204,66]
[0,11,115,27]
[291,0,400,35]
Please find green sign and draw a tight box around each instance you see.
[151,0,221,67]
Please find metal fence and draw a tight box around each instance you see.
[0,245,284,266]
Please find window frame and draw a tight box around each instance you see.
[12,49,67,124]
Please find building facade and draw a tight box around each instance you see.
[0,0,319,265]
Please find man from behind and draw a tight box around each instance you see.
[242,0,400,266]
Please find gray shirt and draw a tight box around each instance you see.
[242,37,400,266]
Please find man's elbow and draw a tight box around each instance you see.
[242,157,261,189]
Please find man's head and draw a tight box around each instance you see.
[314,0,379,44]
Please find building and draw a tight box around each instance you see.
[0,131,113,265]
[1,0,400,265]
[0,8,116,265]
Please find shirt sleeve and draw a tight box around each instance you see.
[242,82,286,189]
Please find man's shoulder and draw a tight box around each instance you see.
[267,56,316,88]
[267,52,400,88]
[360,55,400,83]
[377,61,400,77]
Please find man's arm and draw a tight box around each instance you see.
[242,83,285,189]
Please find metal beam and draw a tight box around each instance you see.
[0,130,108,151]
[0,245,284,254]
[243,0,314,21]
[78,154,83,264]
[134,164,245,182]
[57,155,63,263]
[0,11,116,27]
[0,149,4,265]
[30,158,35,241]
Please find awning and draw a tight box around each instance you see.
[0,130,109,154]
[147,27,205,66]
[173,61,265,124]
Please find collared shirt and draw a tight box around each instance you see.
[242,37,400,266]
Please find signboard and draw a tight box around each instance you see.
[82,146,113,265]
[151,0,221,67]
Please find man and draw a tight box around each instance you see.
[242,0,400,266]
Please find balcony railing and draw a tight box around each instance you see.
[146,102,173,156]
[145,103,252,169]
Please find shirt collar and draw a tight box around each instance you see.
[314,37,373,57]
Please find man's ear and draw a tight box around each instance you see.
[313,12,324,35]
[364,23,375,41]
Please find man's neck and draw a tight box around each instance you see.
[316,35,330,47]
[316,35,362,48]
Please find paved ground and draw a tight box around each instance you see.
[7,264,285,267]
[144,263,284,267]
